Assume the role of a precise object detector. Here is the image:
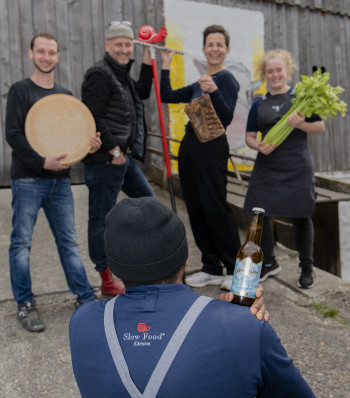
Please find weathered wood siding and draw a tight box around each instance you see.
[182,0,350,174]
[0,0,163,186]
[0,0,349,186]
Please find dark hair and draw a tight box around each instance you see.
[30,32,59,52]
[203,25,230,47]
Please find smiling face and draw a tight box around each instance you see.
[264,57,289,94]
[28,37,59,74]
[105,37,134,65]
[202,32,230,72]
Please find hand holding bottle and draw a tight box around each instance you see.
[219,284,270,322]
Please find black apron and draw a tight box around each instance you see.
[244,91,315,218]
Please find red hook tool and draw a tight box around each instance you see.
[135,25,180,212]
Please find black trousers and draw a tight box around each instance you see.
[178,132,241,276]
[262,216,314,271]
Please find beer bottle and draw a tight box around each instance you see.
[230,207,264,306]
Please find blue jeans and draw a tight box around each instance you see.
[84,155,154,271]
[9,178,95,305]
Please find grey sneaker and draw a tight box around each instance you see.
[298,269,314,289]
[185,271,224,288]
[18,302,46,332]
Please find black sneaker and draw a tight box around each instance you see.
[75,297,98,310]
[298,269,314,289]
[17,302,46,332]
[259,261,281,282]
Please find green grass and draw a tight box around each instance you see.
[313,302,339,318]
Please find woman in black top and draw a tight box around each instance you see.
[161,25,241,290]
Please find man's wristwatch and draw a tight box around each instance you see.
[113,148,121,158]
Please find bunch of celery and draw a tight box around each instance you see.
[263,69,347,147]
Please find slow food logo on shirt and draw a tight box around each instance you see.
[137,322,151,332]
[123,322,166,347]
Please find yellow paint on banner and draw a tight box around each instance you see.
[164,25,186,172]
[252,35,265,149]
[231,34,265,173]
[252,34,266,95]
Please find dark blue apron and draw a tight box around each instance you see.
[244,91,315,218]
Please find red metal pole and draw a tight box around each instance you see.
[150,48,177,212]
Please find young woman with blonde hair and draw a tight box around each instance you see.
[244,49,325,288]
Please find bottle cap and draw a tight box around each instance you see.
[252,207,265,213]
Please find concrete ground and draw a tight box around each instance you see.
[0,183,349,397]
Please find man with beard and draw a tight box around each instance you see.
[5,33,98,333]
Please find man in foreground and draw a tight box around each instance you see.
[6,33,98,332]
[69,197,315,397]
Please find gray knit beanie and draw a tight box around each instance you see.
[105,197,188,284]
[105,24,134,40]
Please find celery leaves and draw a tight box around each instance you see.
[263,69,347,147]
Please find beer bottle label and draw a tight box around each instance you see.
[231,258,262,299]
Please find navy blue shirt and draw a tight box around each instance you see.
[70,284,315,397]
[161,69,239,129]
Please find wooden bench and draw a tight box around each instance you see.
[226,162,350,278]
[147,134,350,277]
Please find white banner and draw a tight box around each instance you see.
[163,0,265,169]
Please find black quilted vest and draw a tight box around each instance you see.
[84,53,147,161]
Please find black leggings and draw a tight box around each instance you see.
[261,216,314,271]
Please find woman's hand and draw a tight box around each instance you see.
[287,111,305,129]
[257,141,276,155]
[198,74,218,93]
[161,50,175,69]
[219,284,270,322]
[142,47,152,66]
[246,132,275,155]
[288,111,325,135]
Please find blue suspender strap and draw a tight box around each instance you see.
[104,295,213,398]
[104,296,143,398]
[143,295,212,398]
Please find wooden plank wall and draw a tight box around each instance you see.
[0,0,163,186]
[0,0,349,186]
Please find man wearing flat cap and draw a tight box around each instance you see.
[81,21,154,297]
[69,197,315,398]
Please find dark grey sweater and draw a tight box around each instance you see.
[5,78,71,179]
